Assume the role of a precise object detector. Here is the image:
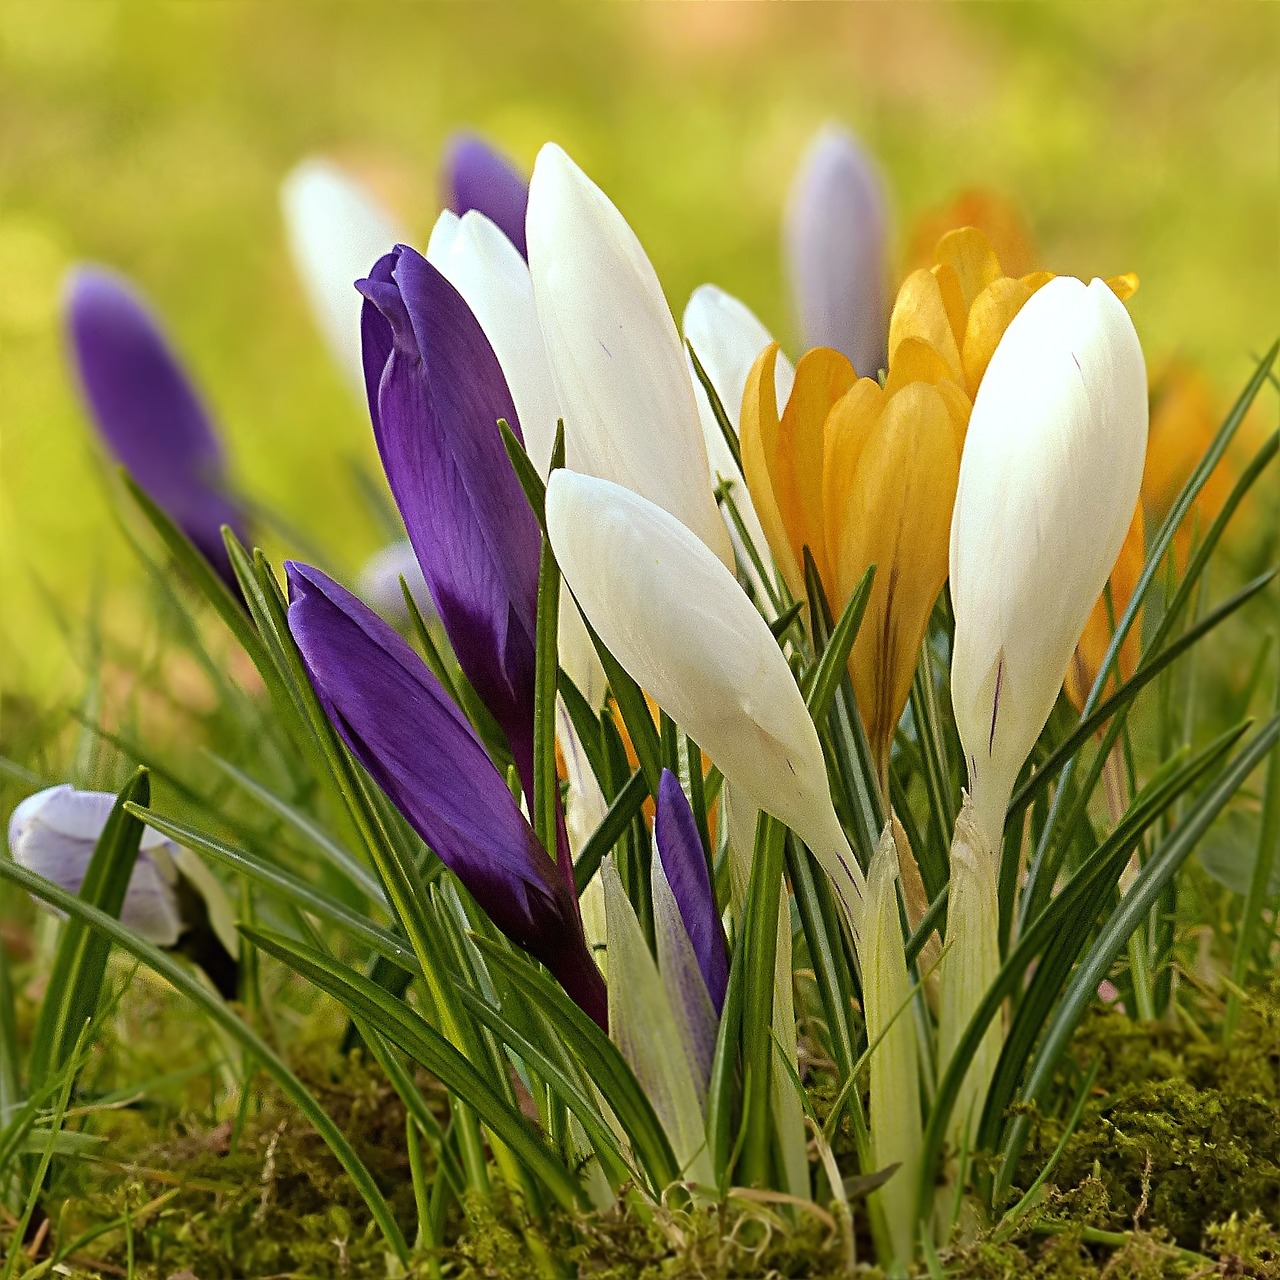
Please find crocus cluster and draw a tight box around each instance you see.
[27,123,1170,1264]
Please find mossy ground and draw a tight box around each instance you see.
[9,977,1280,1278]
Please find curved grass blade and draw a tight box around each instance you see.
[0,857,409,1262]
[241,925,589,1213]
[28,770,149,1089]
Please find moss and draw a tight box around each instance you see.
[1014,979,1280,1251]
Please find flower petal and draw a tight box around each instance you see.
[358,246,542,786]
[655,770,727,1012]
[286,562,605,1025]
[527,144,733,569]
[949,276,1148,847]
[784,123,890,378]
[443,133,530,258]
[281,159,405,395]
[356,538,437,625]
[547,470,865,930]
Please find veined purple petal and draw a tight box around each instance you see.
[443,134,529,259]
[286,561,606,1026]
[356,246,542,798]
[65,267,247,586]
[655,769,727,1012]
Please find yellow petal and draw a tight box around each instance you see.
[821,377,884,584]
[1107,272,1139,302]
[935,227,1003,313]
[777,348,856,587]
[740,342,804,597]
[832,382,960,784]
[888,268,962,382]
[882,335,957,399]
[934,377,974,452]
[1019,270,1055,292]
[960,275,1036,399]
[1065,502,1145,711]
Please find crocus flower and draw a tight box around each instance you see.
[281,159,405,396]
[9,784,238,995]
[286,562,606,1027]
[784,124,890,379]
[546,469,865,933]
[949,275,1149,853]
[740,341,963,793]
[65,267,247,589]
[681,284,794,604]
[1064,503,1145,711]
[443,133,530,259]
[527,144,734,570]
[357,244,542,793]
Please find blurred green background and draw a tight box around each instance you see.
[1,0,1276,702]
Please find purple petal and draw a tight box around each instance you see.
[784,125,890,379]
[64,266,247,586]
[443,134,529,259]
[286,561,606,1026]
[356,246,542,796]
[655,769,727,1012]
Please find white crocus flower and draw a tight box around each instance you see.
[784,123,890,379]
[940,275,1147,1161]
[281,159,405,396]
[8,785,236,954]
[527,144,734,571]
[547,469,864,932]
[681,285,796,607]
[949,275,1149,854]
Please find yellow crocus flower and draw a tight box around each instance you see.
[742,339,964,792]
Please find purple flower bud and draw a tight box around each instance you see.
[64,266,247,588]
[784,124,890,379]
[443,134,529,259]
[357,245,542,798]
[655,770,727,1012]
[286,562,606,1027]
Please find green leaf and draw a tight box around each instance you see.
[28,770,150,1089]
[0,857,409,1263]
[470,936,681,1190]
[993,715,1279,1203]
[573,767,649,893]
[805,563,875,727]
[686,340,744,476]
[532,527,562,863]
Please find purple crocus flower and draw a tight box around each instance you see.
[784,124,890,379]
[443,133,529,259]
[357,245,542,802]
[286,561,607,1027]
[64,266,247,588]
[654,770,728,1013]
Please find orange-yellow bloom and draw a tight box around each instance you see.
[742,341,963,791]
[904,189,1039,281]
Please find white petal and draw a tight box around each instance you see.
[281,159,405,396]
[356,539,436,625]
[603,859,713,1184]
[548,470,864,928]
[784,123,890,379]
[425,209,562,479]
[682,284,795,607]
[949,277,1148,845]
[8,785,184,946]
[527,145,733,569]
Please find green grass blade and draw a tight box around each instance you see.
[28,769,150,1089]
[573,767,649,893]
[686,340,745,476]
[805,564,875,726]
[0,858,409,1262]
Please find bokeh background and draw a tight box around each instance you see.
[1,1,1276,703]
